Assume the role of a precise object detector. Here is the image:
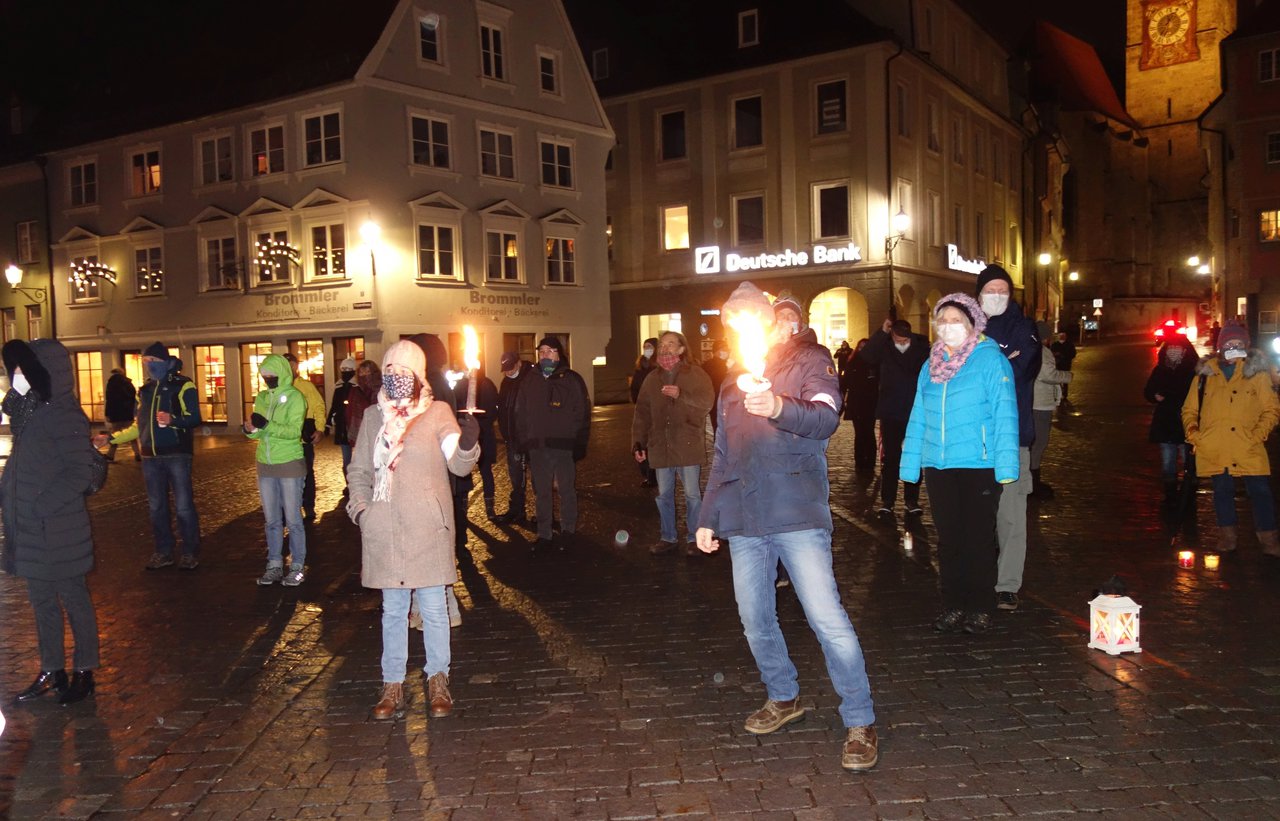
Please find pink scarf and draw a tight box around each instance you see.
[928,334,982,383]
[371,388,431,502]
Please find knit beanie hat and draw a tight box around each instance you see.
[772,290,807,329]
[1218,319,1249,350]
[934,292,988,335]
[537,336,567,362]
[339,357,357,371]
[143,341,168,359]
[974,264,1014,296]
[722,280,773,318]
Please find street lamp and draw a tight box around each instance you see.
[1038,251,1052,266]
[885,207,910,319]
[1068,271,1079,282]
[4,264,46,302]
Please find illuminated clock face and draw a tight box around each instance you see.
[1149,5,1191,46]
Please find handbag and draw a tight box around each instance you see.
[87,446,109,495]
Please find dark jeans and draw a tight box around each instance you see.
[142,454,201,557]
[852,416,877,469]
[27,575,99,671]
[505,447,528,515]
[529,448,577,540]
[1211,470,1277,530]
[925,467,1002,614]
[302,442,316,514]
[879,418,919,509]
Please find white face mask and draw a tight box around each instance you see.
[11,371,29,396]
[937,323,969,348]
[642,347,654,357]
[894,341,910,353]
[717,351,728,360]
[980,293,1009,317]
[1223,348,1247,361]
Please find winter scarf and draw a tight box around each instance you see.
[372,341,432,502]
[928,292,989,384]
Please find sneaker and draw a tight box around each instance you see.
[874,507,893,519]
[933,609,965,633]
[905,505,924,516]
[996,591,1019,611]
[744,698,806,734]
[177,554,199,571]
[256,565,284,586]
[963,612,992,634]
[145,553,174,570]
[841,726,879,771]
[282,565,305,587]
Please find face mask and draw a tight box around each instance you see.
[505,368,520,379]
[980,293,1009,317]
[1223,348,1247,361]
[11,371,29,395]
[937,322,968,348]
[657,353,679,371]
[717,351,729,360]
[340,370,355,383]
[262,375,279,390]
[894,341,910,353]
[642,347,654,358]
[1058,335,1067,344]
[146,361,169,381]
[382,372,416,400]
[539,358,557,376]
[1165,348,1184,365]
[788,321,800,336]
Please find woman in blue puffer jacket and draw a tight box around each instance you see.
[901,293,1019,635]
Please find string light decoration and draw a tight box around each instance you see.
[69,259,119,295]
[137,267,164,293]
[254,238,300,280]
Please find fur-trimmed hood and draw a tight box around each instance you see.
[1195,349,1271,380]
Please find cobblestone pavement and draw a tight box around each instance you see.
[1,338,1278,819]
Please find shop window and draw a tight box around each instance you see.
[289,339,326,398]
[240,342,272,421]
[194,344,228,423]
[75,351,104,422]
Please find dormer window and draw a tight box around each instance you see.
[738,9,759,48]
[592,48,609,80]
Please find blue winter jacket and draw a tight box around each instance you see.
[699,328,842,538]
[983,301,1041,447]
[899,337,1020,484]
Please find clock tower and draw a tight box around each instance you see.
[1125,0,1236,297]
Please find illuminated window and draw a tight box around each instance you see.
[480,23,506,80]
[240,342,272,422]
[545,237,575,284]
[816,81,846,135]
[309,224,346,278]
[639,314,682,348]
[332,337,365,373]
[303,111,342,166]
[662,204,690,250]
[813,182,849,240]
[254,229,292,285]
[74,351,104,422]
[134,246,164,296]
[193,344,228,423]
[417,224,456,279]
[288,338,325,398]
[486,230,520,281]
[69,253,103,302]
[129,149,162,196]
[70,161,97,206]
[1261,209,1280,242]
[479,128,515,179]
[539,140,573,188]
[249,124,284,176]
[199,134,233,185]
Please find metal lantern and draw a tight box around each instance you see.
[1088,594,1142,655]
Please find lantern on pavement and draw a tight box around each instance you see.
[1088,594,1142,655]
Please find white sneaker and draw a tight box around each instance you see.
[281,565,305,587]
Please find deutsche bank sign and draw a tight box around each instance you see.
[693,243,862,275]
[946,243,986,275]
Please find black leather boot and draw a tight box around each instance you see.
[15,669,68,702]
[58,670,95,705]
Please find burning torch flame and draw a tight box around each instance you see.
[463,325,480,373]
[727,310,772,393]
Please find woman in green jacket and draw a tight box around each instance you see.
[244,353,309,586]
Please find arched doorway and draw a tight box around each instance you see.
[809,286,870,350]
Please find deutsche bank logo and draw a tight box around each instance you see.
[694,246,721,274]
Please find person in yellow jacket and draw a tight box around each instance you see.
[1181,320,1280,556]
[283,353,327,521]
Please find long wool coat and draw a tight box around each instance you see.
[1181,351,1279,476]
[630,362,714,469]
[347,400,478,589]
[0,339,95,580]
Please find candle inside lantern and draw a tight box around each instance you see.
[462,325,481,413]
[903,531,913,552]
[1177,550,1194,568]
[727,309,772,394]
[1203,553,1220,570]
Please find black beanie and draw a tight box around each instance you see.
[143,341,168,359]
[974,264,1013,296]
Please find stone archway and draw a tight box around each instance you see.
[809,286,870,349]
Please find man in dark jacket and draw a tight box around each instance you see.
[99,341,202,570]
[702,339,733,433]
[494,351,533,524]
[325,357,357,482]
[103,368,140,462]
[513,336,591,549]
[696,281,878,773]
[975,265,1041,612]
[859,317,929,517]
[3,339,100,705]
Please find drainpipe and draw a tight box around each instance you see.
[884,38,906,319]
[35,155,56,339]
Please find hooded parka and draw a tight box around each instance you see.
[1181,351,1279,476]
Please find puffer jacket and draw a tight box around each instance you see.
[513,362,591,459]
[900,337,1020,484]
[631,361,714,469]
[983,301,1042,446]
[1181,351,1279,476]
[698,328,842,538]
[0,339,95,580]
[245,353,307,466]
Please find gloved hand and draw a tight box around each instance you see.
[458,414,480,451]
[251,412,269,429]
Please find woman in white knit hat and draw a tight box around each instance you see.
[347,340,480,720]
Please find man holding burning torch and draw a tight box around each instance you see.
[695,282,878,771]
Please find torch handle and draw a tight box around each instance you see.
[466,371,477,412]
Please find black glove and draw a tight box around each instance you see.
[251,412,268,429]
[301,418,317,441]
[457,414,480,451]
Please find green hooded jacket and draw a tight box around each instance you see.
[246,353,306,465]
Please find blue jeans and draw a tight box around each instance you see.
[142,454,201,557]
[1159,443,1190,483]
[381,586,450,682]
[257,475,306,567]
[1211,470,1277,530]
[340,443,352,479]
[655,464,702,543]
[728,528,875,727]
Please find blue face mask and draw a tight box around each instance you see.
[146,361,169,381]
[539,358,557,376]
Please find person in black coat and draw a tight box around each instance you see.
[631,337,660,486]
[1144,337,1200,508]
[702,339,733,433]
[843,339,879,471]
[858,318,930,516]
[103,368,140,462]
[2,338,100,705]
[325,357,358,482]
[494,352,534,524]
[449,366,500,520]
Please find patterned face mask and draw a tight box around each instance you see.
[383,372,416,400]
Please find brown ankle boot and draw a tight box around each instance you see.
[372,682,405,720]
[1258,530,1280,558]
[427,672,453,718]
[1218,526,1238,553]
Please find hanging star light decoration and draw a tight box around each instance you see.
[69,259,119,294]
